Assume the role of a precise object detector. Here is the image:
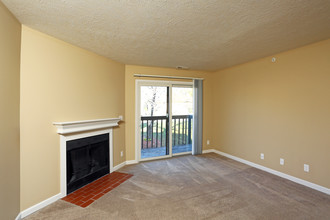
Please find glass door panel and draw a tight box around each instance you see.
[140,86,169,159]
[172,85,193,154]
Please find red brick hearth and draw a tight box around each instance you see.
[62,172,133,208]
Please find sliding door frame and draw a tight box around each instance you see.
[135,79,193,162]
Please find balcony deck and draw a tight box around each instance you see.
[141,114,193,159]
[141,144,192,159]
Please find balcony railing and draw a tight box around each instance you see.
[141,115,193,149]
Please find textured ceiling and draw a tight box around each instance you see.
[2,0,330,71]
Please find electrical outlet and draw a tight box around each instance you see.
[304,164,309,172]
[120,151,123,157]
[260,153,264,160]
[119,115,123,120]
[207,140,210,145]
[280,158,284,165]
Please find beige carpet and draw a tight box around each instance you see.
[25,153,330,220]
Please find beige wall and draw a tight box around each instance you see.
[0,2,21,219]
[212,39,330,188]
[2,6,329,214]
[125,65,213,161]
[20,26,126,210]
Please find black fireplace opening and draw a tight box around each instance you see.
[66,133,109,194]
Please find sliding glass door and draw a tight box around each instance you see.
[137,80,193,161]
[172,85,193,154]
[140,85,169,159]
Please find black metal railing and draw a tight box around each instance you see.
[141,115,193,149]
[172,115,193,147]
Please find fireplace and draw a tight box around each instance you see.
[53,118,121,197]
[66,133,109,194]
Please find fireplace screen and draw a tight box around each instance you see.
[66,133,109,194]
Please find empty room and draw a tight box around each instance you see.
[1,0,330,219]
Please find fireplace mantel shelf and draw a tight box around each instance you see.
[53,118,121,135]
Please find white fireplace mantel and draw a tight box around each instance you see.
[53,117,121,135]
[53,117,121,198]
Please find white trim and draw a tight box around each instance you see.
[203,149,330,195]
[169,84,173,157]
[58,129,114,198]
[135,80,140,163]
[59,135,66,197]
[202,149,214,154]
[113,161,126,171]
[53,118,120,135]
[136,79,193,87]
[140,155,172,162]
[126,160,138,165]
[134,74,204,80]
[20,193,62,218]
[15,213,21,220]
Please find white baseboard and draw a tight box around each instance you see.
[20,193,62,218]
[202,149,214,154]
[126,160,138,165]
[15,213,21,220]
[113,161,126,171]
[203,149,330,195]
